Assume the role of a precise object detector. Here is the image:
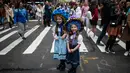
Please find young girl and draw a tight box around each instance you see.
[65,15,84,73]
[51,8,69,71]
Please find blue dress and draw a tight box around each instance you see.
[66,34,80,68]
[53,27,67,60]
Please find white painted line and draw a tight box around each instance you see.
[40,63,43,68]
[0,27,3,30]
[0,31,17,42]
[23,27,51,54]
[0,27,15,35]
[80,40,88,52]
[50,36,88,53]
[96,26,125,49]
[29,20,38,21]
[42,49,49,59]
[50,40,55,53]
[84,27,106,52]
[0,25,40,55]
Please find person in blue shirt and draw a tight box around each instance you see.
[14,2,28,40]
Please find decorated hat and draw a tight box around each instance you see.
[52,8,69,23]
[65,15,84,32]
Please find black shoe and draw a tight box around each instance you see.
[22,37,26,40]
[56,64,62,70]
[59,64,66,71]
[96,43,104,46]
[109,49,115,54]
[68,68,73,73]
[72,68,76,73]
[105,48,110,53]
[68,68,76,73]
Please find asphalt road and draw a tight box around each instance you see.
[0,21,130,73]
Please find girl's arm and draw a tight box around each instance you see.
[67,42,71,53]
[52,26,58,40]
[71,35,83,52]
[62,30,67,39]
[71,44,81,52]
[61,33,67,39]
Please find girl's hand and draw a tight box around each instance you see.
[62,34,66,39]
[70,49,75,53]
[68,49,72,53]
[54,37,58,40]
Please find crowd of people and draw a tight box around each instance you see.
[0,0,130,73]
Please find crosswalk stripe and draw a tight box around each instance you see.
[96,26,125,49]
[0,27,15,35]
[0,27,3,30]
[0,25,40,55]
[29,20,38,21]
[50,36,88,53]
[84,27,106,52]
[23,26,51,54]
[0,31,17,42]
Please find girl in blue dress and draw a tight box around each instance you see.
[65,15,84,73]
[51,8,69,71]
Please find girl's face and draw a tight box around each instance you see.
[56,16,63,24]
[71,24,78,33]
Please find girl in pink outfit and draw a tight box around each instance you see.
[81,2,89,36]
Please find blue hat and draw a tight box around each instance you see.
[65,15,84,32]
[52,8,69,23]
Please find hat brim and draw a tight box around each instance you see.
[65,19,84,32]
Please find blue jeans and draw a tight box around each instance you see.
[0,17,4,24]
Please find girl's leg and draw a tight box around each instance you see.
[57,60,66,71]
[68,63,78,73]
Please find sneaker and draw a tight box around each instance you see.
[110,49,115,54]
[22,37,26,40]
[124,51,129,56]
[105,49,110,53]
[96,43,104,46]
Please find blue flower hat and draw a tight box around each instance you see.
[65,15,84,32]
[52,8,70,23]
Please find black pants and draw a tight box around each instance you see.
[44,15,50,27]
[105,36,116,50]
[9,22,12,28]
[96,24,109,44]
[126,41,130,51]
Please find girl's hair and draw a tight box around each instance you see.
[55,23,66,36]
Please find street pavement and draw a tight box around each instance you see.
[0,21,130,73]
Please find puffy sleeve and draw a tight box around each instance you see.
[66,35,69,43]
[51,25,58,39]
[78,34,83,44]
